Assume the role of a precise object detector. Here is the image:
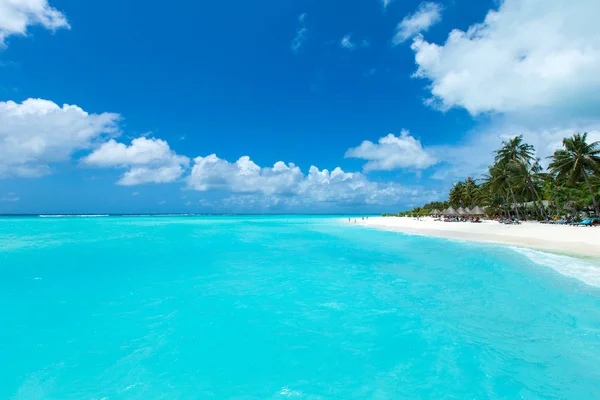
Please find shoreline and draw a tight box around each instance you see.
[347,217,600,259]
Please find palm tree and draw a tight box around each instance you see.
[462,177,480,207]
[494,135,540,219]
[449,181,465,207]
[548,133,600,215]
[495,135,535,166]
[482,162,520,219]
[509,158,547,218]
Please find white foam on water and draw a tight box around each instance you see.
[122,382,141,392]
[278,386,301,397]
[321,301,343,310]
[38,214,109,218]
[511,247,600,288]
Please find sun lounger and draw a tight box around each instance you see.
[576,218,600,227]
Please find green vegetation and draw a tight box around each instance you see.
[385,133,600,219]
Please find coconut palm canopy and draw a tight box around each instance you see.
[548,133,600,215]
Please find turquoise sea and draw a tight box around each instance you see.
[2,216,600,399]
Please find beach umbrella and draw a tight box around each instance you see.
[470,206,486,215]
[464,207,472,215]
[443,207,457,216]
[429,210,437,216]
[457,207,466,215]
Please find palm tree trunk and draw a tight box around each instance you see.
[531,179,547,218]
[503,194,510,218]
[582,169,600,216]
[527,187,541,217]
[525,178,546,218]
[508,184,521,219]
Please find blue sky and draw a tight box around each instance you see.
[1,0,599,214]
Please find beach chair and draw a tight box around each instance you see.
[575,219,593,227]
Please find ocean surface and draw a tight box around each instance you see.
[2,216,600,399]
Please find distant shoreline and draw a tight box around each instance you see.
[347,216,600,258]
[0,213,374,218]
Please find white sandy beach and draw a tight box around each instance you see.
[351,217,600,258]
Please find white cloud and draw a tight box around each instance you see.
[340,34,369,50]
[187,154,438,208]
[1,192,19,202]
[118,165,186,186]
[411,0,600,116]
[382,0,394,11]
[0,98,120,178]
[83,137,189,185]
[83,137,187,167]
[0,0,70,47]
[345,130,437,172]
[340,34,355,50]
[188,155,303,195]
[291,13,307,53]
[393,2,442,45]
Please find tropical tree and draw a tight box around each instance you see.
[495,135,535,166]
[462,177,481,207]
[449,181,465,207]
[388,133,600,220]
[508,158,547,218]
[548,133,600,215]
[486,161,521,219]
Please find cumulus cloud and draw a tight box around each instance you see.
[411,0,600,116]
[291,13,307,53]
[0,0,70,47]
[340,34,369,50]
[393,2,442,45]
[83,137,189,185]
[345,130,437,172]
[0,98,120,178]
[340,34,355,50]
[187,154,438,208]
[188,155,302,194]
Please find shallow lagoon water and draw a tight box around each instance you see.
[1,216,600,399]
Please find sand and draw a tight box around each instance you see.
[349,217,600,258]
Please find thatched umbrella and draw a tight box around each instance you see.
[457,207,466,215]
[470,206,486,216]
[429,209,440,216]
[464,207,472,215]
[443,207,457,216]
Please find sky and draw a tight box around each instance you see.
[1,0,600,214]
